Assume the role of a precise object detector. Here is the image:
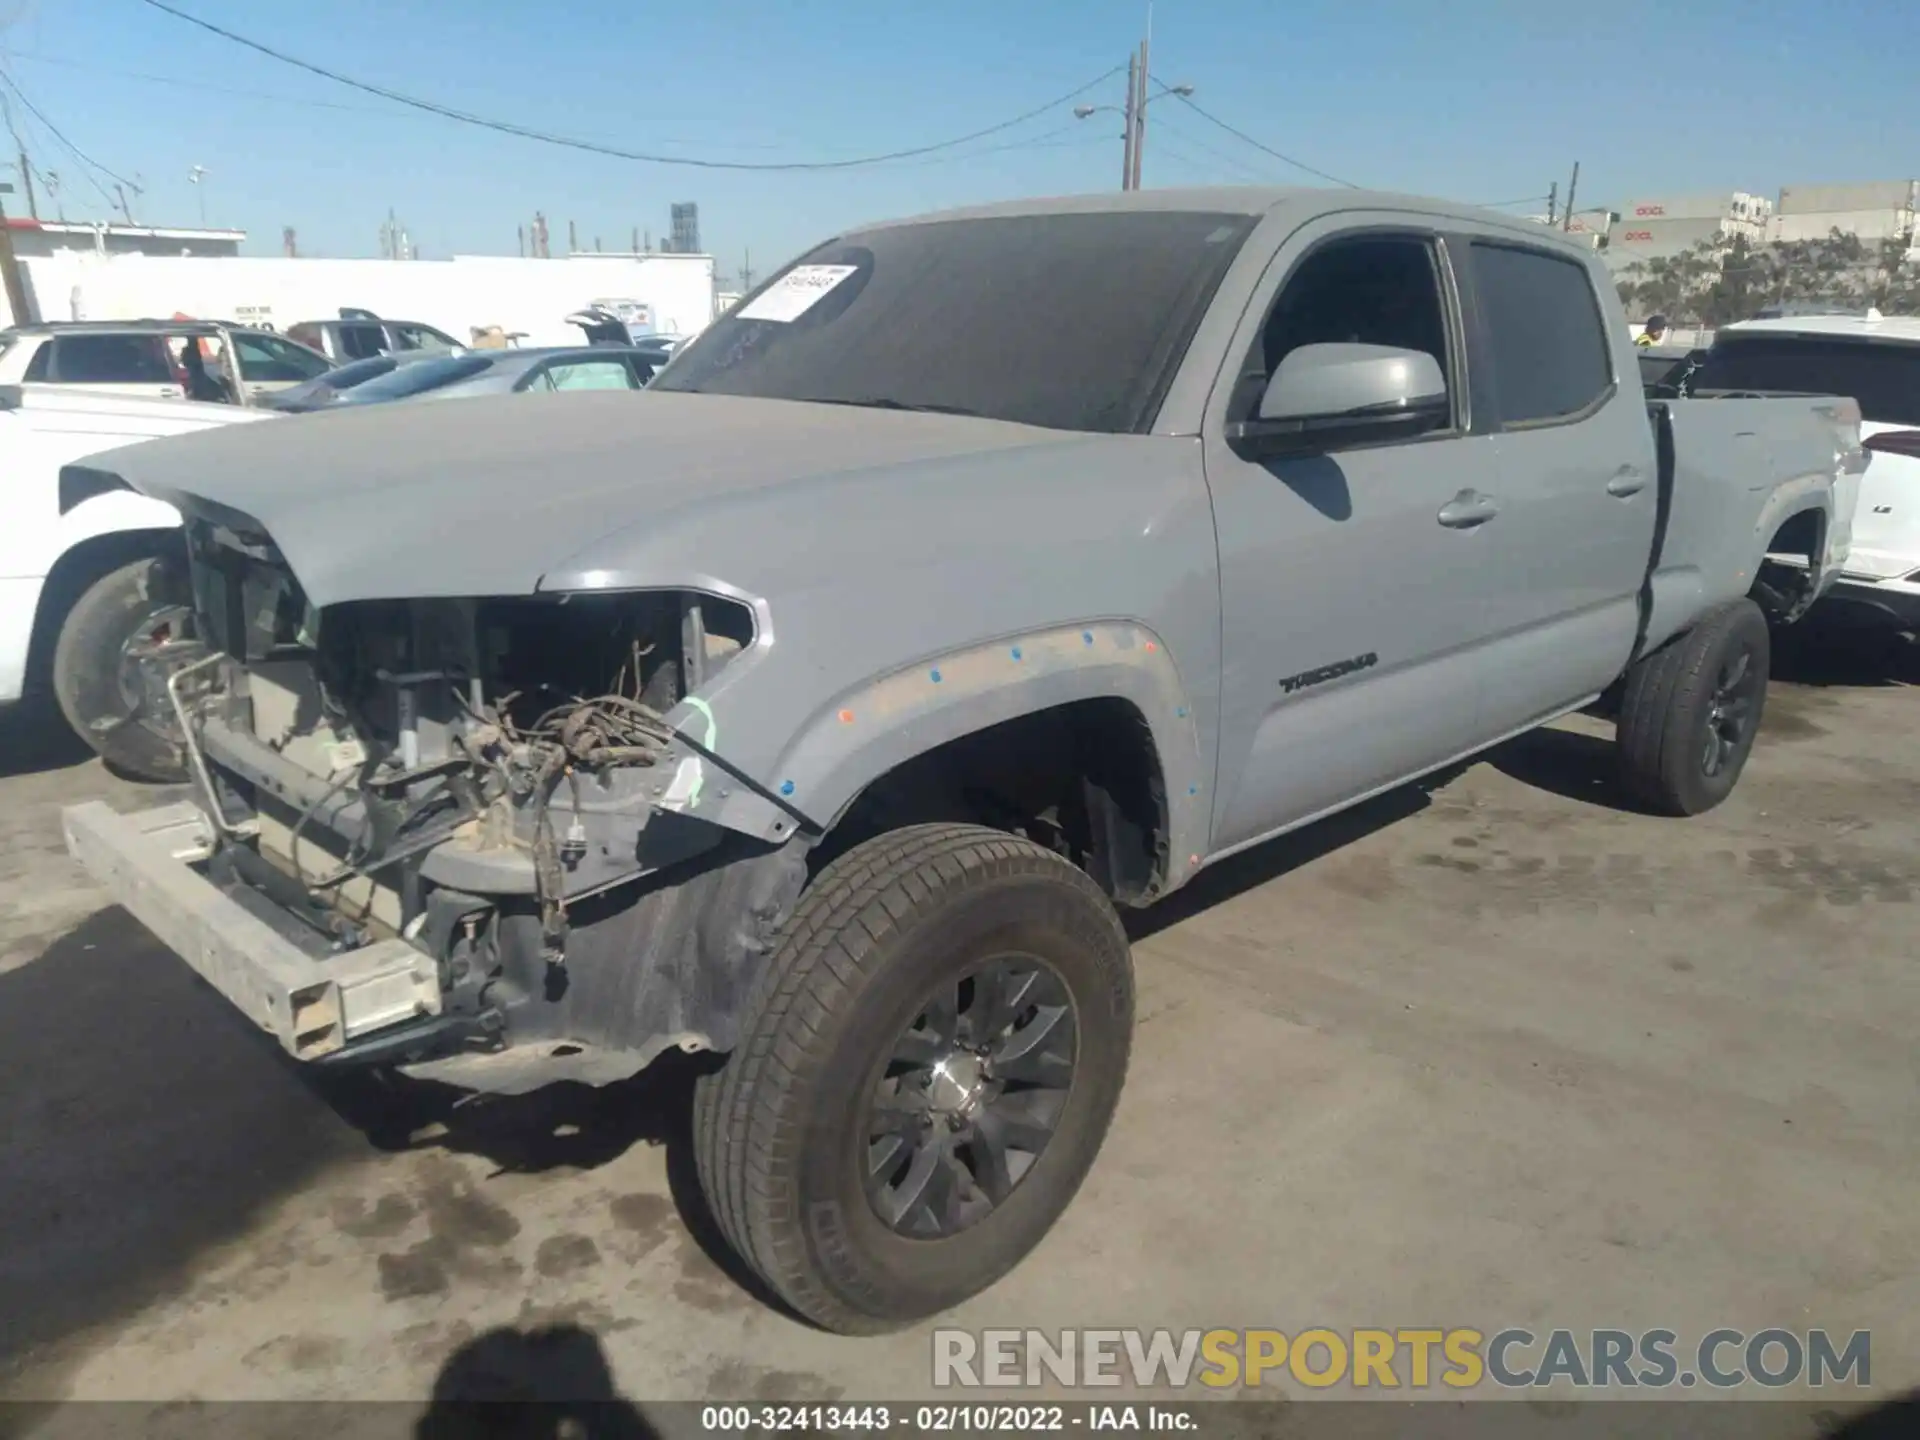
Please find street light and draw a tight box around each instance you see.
[188,165,208,228]
[1074,83,1194,188]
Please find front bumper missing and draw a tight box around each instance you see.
[62,799,442,1060]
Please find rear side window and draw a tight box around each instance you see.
[338,323,388,361]
[22,341,51,381]
[1469,243,1613,425]
[51,333,176,384]
[1693,337,1920,426]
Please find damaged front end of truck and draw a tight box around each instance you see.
[65,498,809,1095]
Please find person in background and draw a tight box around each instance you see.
[178,338,232,403]
[1636,314,1670,348]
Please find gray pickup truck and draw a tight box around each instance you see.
[60,189,1864,1334]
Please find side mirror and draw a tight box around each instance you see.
[1228,343,1449,457]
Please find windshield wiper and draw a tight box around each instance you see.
[795,396,984,418]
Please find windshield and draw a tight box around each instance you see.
[652,209,1259,433]
[336,353,494,404]
[1694,335,1920,426]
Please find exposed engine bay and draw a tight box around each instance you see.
[167,514,792,1082]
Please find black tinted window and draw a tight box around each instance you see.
[1693,337,1920,426]
[53,333,175,384]
[1470,244,1612,424]
[339,324,388,361]
[1246,235,1451,418]
[653,210,1258,433]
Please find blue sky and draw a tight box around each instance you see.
[0,0,1914,280]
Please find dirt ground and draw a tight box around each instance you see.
[1,620,1915,1435]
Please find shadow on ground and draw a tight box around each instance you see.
[416,1322,656,1438]
[0,909,373,1380]
[1773,615,1919,689]
[0,697,92,781]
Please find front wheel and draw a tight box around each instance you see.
[693,823,1134,1334]
[51,557,192,783]
[1615,597,1770,816]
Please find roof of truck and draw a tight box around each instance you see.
[1720,314,1920,345]
[850,186,1580,250]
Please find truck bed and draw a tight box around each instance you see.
[1641,395,1864,652]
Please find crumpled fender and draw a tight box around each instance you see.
[662,619,1212,893]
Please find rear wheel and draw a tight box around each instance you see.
[51,557,191,783]
[693,823,1133,1334]
[1616,597,1769,816]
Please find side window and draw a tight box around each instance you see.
[232,333,331,383]
[338,324,388,361]
[1468,243,1612,426]
[542,360,638,391]
[392,323,453,351]
[1236,235,1453,424]
[51,333,176,384]
[22,341,51,381]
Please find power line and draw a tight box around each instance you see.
[1150,79,1358,188]
[1146,115,1280,184]
[0,71,131,206]
[1471,194,1553,209]
[138,0,1123,172]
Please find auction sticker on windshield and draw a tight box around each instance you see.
[737,265,859,322]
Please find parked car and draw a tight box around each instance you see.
[61,188,1864,1334]
[286,310,462,363]
[260,349,457,413]
[1691,311,1918,627]
[293,345,659,409]
[0,320,331,406]
[0,384,275,776]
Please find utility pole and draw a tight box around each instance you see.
[17,149,35,219]
[113,183,135,225]
[1130,33,1150,191]
[1562,162,1580,232]
[1546,182,1557,225]
[1120,51,1137,191]
[0,182,33,326]
[283,226,297,257]
[568,219,578,254]
[632,225,640,253]
[518,224,525,258]
[741,248,753,293]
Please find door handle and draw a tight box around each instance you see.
[1606,465,1648,498]
[1437,489,1500,528]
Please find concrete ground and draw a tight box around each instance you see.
[2,621,1916,1433]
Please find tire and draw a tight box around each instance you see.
[1616,597,1770,816]
[50,557,191,783]
[693,823,1134,1334]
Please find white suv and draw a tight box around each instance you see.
[0,385,276,778]
[0,320,332,407]
[1695,313,1920,627]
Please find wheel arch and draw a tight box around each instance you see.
[23,526,185,694]
[775,622,1211,903]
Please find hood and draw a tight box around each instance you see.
[80,390,1081,607]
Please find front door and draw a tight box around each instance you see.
[1203,218,1503,854]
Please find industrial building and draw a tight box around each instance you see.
[2,217,245,259]
[1601,192,1771,272]
[1770,180,1917,246]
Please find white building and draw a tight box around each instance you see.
[1771,180,1917,246]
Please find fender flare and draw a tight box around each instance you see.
[764,619,1211,887]
[45,489,184,571]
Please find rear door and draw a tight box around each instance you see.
[1453,235,1658,728]
[1201,216,1501,853]
[46,333,183,400]
[336,322,389,361]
